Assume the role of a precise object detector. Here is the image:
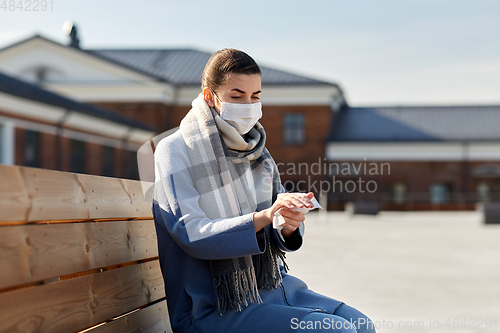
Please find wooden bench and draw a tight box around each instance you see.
[0,165,172,333]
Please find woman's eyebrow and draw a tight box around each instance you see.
[230,88,262,94]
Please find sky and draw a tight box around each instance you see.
[0,0,499,106]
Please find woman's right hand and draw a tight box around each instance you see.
[268,192,315,217]
[253,192,314,232]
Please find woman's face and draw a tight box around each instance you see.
[203,73,262,114]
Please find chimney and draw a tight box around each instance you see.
[62,20,80,48]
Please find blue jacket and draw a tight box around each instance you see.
[153,131,343,333]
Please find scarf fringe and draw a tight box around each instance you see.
[213,230,290,315]
[214,266,262,315]
[252,232,288,290]
[277,249,289,273]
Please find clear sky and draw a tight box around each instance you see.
[1,0,499,106]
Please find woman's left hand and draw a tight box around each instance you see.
[279,208,305,238]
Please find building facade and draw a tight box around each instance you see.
[325,106,500,210]
[0,71,155,179]
[1,34,498,210]
[0,34,344,186]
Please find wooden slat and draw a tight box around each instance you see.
[0,224,30,291]
[0,220,158,290]
[121,179,153,218]
[0,166,29,221]
[0,166,153,223]
[77,174,134,220]
[88,300,172,333]
[21,167,89,222]
[0,261,165,333]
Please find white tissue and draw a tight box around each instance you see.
[273,194,323,239]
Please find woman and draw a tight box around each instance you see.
[153,49,376,333]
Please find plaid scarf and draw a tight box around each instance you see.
[179,93,287,315]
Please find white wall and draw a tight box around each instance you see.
[0,37,174,103]
[326,142,500,161]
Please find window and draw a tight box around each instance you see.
[429,183,450,204]
[102,146,115,177]
[70,140,85,173]
[392,182,406,204]
[25,130,41,167]
[477,182,490,202]
[125,150,138,180]
[283,113,305,145]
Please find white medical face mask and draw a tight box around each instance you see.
[211,89,262,135]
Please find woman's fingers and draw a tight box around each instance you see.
[279,208,305,226]
[299,193,314,207]
[280,214,303,233]
[273,197,299,211]
[292,193,314,208]
[277,193,314,209]
[288,197,306,208]
[279,207,303,218]
[267,192,316,219]
[269,201,289,216]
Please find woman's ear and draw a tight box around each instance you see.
[203,87,216,108]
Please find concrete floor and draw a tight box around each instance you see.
[285,211,500,333]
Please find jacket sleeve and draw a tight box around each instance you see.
[153,133,266,261]
[271,185,305,252]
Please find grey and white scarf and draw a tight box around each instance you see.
[179,93,287,315]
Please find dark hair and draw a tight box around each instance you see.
[201,48,261,92]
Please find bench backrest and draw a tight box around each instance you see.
[0,165,172,333]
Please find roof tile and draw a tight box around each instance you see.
[87,49,335,86]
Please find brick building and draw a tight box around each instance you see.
[0,71,155,178]
[325,106,500,210]
[1,34,498,210]
[0,34,345,186]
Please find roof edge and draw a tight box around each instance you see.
[0,70,154,132]
[0,34,170,84]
